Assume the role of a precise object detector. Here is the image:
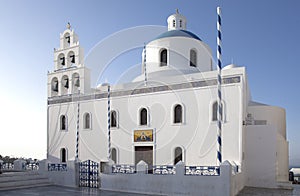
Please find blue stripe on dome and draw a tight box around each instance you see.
[153,30,202,41]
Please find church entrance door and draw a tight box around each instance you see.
[135,146,153,173]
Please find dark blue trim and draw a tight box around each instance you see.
[152,30,202,41]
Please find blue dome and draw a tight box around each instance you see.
[153,30,202,41]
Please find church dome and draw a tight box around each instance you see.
[153,30,202,41]
[134,10,213,82]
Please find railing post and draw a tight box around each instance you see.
[0,160,3,174]
[175,161,185,176]
[136,160,148,174]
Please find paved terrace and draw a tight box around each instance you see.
[0,185,300,196]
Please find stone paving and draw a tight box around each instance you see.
[0,185,152,196]
[238,185,300,196]
[0,185,300,195]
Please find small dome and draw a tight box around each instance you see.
[153,30,202,41]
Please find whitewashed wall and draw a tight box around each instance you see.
[47,68,246,168]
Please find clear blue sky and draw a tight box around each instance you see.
[0,0,299,166]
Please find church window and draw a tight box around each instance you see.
[174,147,183,165]
[173,19,176,27]
[140,108,148,126]
[212,101,223,121]
[111,110,117,128]
[174,104,183,123]
[179,20,182,28]
[60,148,67,163]
[111,148,117,163]
[83,113,91,129]
[160,49,167,66]
[60,115,67,131]
[190,49,197,67]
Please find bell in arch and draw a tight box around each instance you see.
[52,81,58,92]
[70,54,75,63]
[74,77,80,87]
[65,35,70,44]
[64,78,69,88]
[60,57,65,66]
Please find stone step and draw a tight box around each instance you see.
[0,182,52,191]
[0,172,45,183]
[0,171,40,177]
[0,171,52,191]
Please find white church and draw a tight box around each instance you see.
[45,10,289,195]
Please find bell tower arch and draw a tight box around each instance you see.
[47,23,90,97]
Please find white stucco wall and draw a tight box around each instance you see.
[101,162,234,196]
[47,68,246,168]
[144,37,212,75]
[245,125,277,188]
[246,104,289,185]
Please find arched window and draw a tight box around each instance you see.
[111,110,117,128]
[140,108,147,126]
[174,104,183,123]
[179,20,182,28]
[60,115,67,130]
[83,113,91,129]
[212,101,223,121]
[111,148,117,163]
[173,20,176,27]
[174,147,182,165]
[160,49,167,66]
[60,148,67,163]
[190,49,197,67]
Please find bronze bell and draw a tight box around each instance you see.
[64,78,69,88]
[52,81,58,92]
[74,78,80,87]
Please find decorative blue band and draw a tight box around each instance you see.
[217,6,222,165]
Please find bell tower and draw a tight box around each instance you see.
[47,23,90,97]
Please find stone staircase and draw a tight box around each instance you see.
[0,171,52,191]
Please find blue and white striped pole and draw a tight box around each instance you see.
[143,44,147,86]
[107,85,111,160]
[217,6,222,165]
[75,92,80,160]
